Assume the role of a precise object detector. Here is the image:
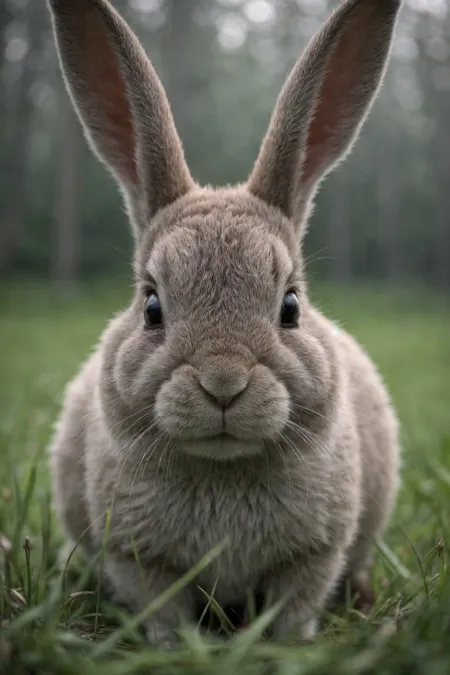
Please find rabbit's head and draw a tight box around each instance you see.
[49,0,401,460]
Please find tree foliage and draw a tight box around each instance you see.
[0,0,448,288]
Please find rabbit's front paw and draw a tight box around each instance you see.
[263,548,345,642]
[271,614,318,643]
[145,621,180,649]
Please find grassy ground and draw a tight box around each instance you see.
[0,280,449,674]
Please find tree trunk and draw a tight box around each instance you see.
[160,0,199,125]
[159,0,213,178]
[328,170,352,282]
[375,115,403,283]
[51,88,84,290]
[433,119,450,290]
[0,5,13,272]
[0,3,46,275]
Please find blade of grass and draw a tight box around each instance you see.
[217,601,284,672]
[94,509,112,637]
[23,536,32,607]
[197,575,220,629]
[13,464,37,550]
[375,540,411,581]
[196,585,235,635]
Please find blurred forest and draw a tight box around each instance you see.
[0,0,449,289]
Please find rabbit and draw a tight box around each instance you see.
[48,0,402,646]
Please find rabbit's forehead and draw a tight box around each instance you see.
[147,219,295,294]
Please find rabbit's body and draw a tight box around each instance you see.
[51,203,398,629]
[48,0,401,644]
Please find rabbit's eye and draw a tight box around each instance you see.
[280,291,299,328]
[144,293,163,328]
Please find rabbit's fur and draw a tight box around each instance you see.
[48,0,402,644]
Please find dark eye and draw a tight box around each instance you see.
[144,293,163,328]
[280,290,299,328]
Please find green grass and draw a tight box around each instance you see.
[0,280,450,674]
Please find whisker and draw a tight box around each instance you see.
[302,246,332,268]
[164,441,177,488]
[288,401,333,425]
[127,430,166,517]
[271,437,291,498]
[285,420,332,458]
[108,403,155,436]
[154,435,172,485]
[280,431,307,471]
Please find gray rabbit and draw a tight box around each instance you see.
[48,0,401,646]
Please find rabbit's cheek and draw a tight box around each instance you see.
[112,338,145,405]
[110,332,174,408]
[279,333,335,409]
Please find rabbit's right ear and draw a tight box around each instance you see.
[48,0,194,237]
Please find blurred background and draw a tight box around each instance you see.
[0,0,449,606]
[0,0,449,289]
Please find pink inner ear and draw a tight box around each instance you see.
[301,2,377,187]
[76,7,138,187]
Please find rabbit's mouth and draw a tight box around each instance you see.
[153,362,290,450]
[176,435,265,461]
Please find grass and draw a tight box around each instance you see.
[0,279,449,674]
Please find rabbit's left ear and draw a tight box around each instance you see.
[247,0,401,234]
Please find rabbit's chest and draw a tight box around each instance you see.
[112,469,333,598]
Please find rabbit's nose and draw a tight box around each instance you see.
[198,362,249,410]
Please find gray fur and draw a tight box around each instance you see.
[48,0,402,644]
